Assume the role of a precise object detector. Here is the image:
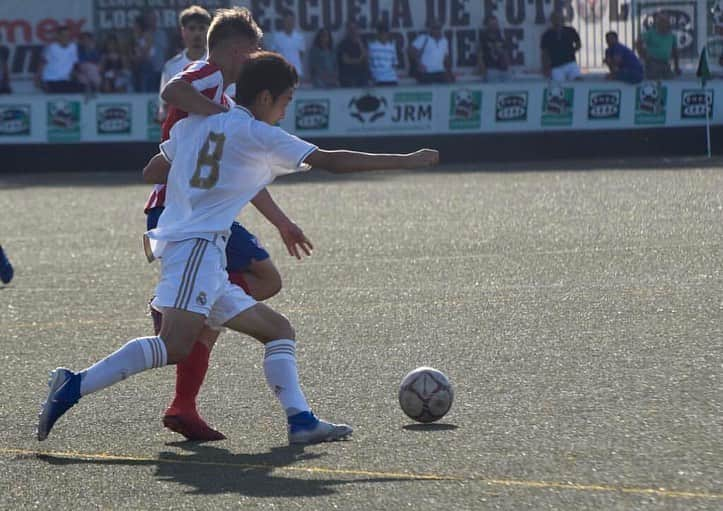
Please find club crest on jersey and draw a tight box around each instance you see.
[196,292,207,306]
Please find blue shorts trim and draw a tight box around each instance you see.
[145,208,268,272]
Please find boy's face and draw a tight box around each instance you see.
[253,87,294,125]
[181,21,208,51]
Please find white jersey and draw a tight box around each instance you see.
[147,106,316,256]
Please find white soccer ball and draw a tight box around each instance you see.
[398,367,453,423]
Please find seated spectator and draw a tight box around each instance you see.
[477,15,511,82]
[541,11,582,81]
[368,22,398,86]
[76,32,102,93]
[0,51,11,94]
[131,15,156,92]
[604,31,643,84]
[99,35,132,93]
[269,12,306,80]
[409,20,454,84]
[337,21,369,87]
[35,26,83,93]
[637,13,680,79]
[309,28,338,88]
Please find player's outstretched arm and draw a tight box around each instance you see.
[142,153,171,184]
[251,189,313,260]
[161,80,228,117]
[304,148,439,173]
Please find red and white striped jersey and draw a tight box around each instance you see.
[144,60,231,213]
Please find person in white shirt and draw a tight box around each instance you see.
[368,22,398,86]
[37,51,439,446]
[269,12,306,79]
[158,6,212,122]
[35,26,83,93]
[408,20,454,84]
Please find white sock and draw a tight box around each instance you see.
[79,336,167,396]
[263,339,310,416]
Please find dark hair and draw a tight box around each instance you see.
[207,7,263,51]
[179,5,212,28]
[313,27,333,49]
[234,51,298,107]
[376,21,389,33]
[606,31,618,39]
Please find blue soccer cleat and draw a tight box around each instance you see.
[287,411,353,445]
[37,368,81,441]
[0,246,13,284]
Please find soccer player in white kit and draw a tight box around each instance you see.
[157,6,211,124]
[37,51,439,444]
[150,7,313,442]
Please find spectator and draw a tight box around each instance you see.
[144,9,169,89]
[309,28,338,88]
[637,13,680,79]
[35,26,83,93]
[99,34,132,93]
[368,22,398,86]
[408,20,454,84]
[477,15,511,82]
[270,12,306,79]
[604,31,643,84]
[0,51,10,94]
[158,5,211,121]
[540,11,582,81]
[76,32,102,93]
[131,15,155,91]
[337,21,368,87]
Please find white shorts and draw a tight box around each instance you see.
[551,61,581,82]
[151,238,256,329]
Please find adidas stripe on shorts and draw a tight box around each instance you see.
[151,237,256,328]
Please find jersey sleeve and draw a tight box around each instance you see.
[170,62,222,93]
[159,120,184,162]
[254,122,317,176]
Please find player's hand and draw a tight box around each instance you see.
[405,149,439,169]
[277,221,313,260]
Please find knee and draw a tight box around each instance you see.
[265,314,295,342]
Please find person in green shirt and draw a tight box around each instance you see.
[637,13,680,79]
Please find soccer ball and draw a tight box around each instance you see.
[398,367,453,423]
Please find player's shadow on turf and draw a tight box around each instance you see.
[37,443,403,498]
[403,423,458,431]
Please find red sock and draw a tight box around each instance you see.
[168,341,210,413]
[228,271,250,294]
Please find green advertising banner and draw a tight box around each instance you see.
[542,86,574,126]
[495,91,528,122]
[0,104,31,136]
[449,89,482,130]
[47,100,81,142]
[588,90,622,120]
[97,103,132,135]
[147,99,161,141]
[635,82,667,125]
[295,99,330,130]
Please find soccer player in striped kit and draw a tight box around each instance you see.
[146,7,311,441]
